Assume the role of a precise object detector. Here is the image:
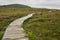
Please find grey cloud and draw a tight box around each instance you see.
[0,0,60,9]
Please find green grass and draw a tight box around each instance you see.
[0,8,60,40]
[22,12,60,40]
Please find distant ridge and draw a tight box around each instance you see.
[0,4,31,8]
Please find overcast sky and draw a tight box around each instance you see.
[0,0,60,9]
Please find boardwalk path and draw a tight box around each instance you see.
[2,13,34,40]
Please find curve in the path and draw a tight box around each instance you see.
[2,13,34,40]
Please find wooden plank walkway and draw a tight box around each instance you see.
[2,13,34,40]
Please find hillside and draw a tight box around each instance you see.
[0,4,31,8]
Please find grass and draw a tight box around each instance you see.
[22,10,60,40]
[0,8,60,40]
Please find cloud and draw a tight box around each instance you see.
[28,0,60,9]
[0,0,60,9]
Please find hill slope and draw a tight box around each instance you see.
[0,4,31,8]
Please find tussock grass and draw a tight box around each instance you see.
[22,10,60,40]
[0,8,60,40]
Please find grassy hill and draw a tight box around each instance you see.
[0,8,60,40]
[0,4,31,8]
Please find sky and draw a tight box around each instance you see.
[0,0,60,9]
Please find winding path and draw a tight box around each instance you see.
[2,13,34,40]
